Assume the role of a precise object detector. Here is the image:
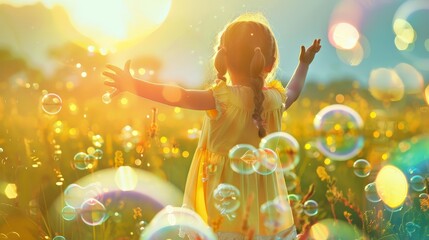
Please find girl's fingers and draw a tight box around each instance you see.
[102,71,120,82]
[104,80,116,87]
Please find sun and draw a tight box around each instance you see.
[55,0,172,50]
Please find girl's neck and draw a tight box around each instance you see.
[229,72,252,87]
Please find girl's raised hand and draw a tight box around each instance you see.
[103,60,133,96]
[299,39,321,65]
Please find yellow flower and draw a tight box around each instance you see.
[316,166,330,181]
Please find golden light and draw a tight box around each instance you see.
[335,41,364,66]
[375,165,408,209]
[330,22,360,49]
[393,18,415,45]
[5,183,18,199]
[115,166,138,191]
[55,0,172,49]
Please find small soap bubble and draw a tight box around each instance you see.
[41,93,62,114]
[229,144,259,175]
[353,159,371,177]
[80,198,107,226]
[410,175,426,191]
[365,182,381,203]
[213,183,240,218]
[61,205,77,221]
[102,92,112,104]
[303,200,319,216]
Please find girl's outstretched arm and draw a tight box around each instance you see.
[284,39,321,110]
[103,60,216,110]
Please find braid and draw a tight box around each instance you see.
[214,47,227,81]
[250,47,266,138]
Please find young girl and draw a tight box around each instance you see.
[103,13,320,240]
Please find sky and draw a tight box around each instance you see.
[0,0,428,88]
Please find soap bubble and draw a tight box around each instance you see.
[41,93,62,114]
[314,104,364,161]
[102,92,112,104]
[61,205,77,221]
[213,183,240,220]
[229,144,259,175]
[260,132,300,171]
[303,200,319,216]
[260,199,290,230]
[140,206,217,240]
[353,159,371,177]
[410,175,426,191]
[73,152,89,170]
[364,182,381,203]
[252,148,278,175]
[80,198,107,226]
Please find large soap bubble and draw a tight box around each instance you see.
[314,104,364,161]
[140,206,217,240]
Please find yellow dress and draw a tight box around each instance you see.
[183,80,296,240]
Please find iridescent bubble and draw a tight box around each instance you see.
[410,175,426,191]
[252,148,278,175]
[73,152,89,170]
[364,182,381,203]
[5,232,20,240]
[303,200,319,216]
[213,183,240,219]
[80,198,107,226]
[405,222,420,235]
[259,132,300,171]
[313,104,364,161]
[375,165,408,209]
[260,198,291,230]
[41,93,62,114]
[419,192,429,200]
[229,144,259,175]
[140,206,217,240]
[64,183,102,208]
[84,154,97,169]
[284,171,298,191]
[102,92,112,104]
[368,68,404,102]
[53,236,66,240]
[353,159,372,177]
[61,205,77,221]
[92,149,103,160]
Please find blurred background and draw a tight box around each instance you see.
[0,0,428,239]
